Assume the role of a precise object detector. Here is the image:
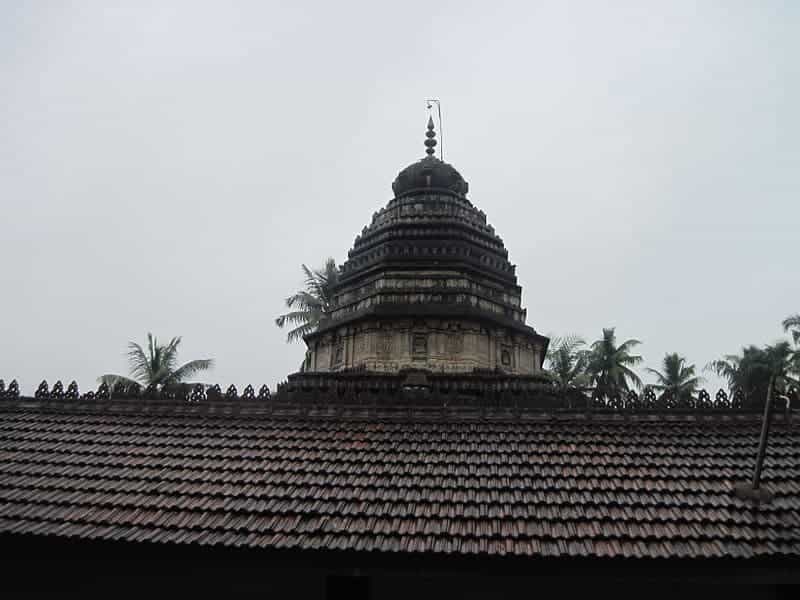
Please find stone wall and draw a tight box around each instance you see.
[306,318,544,375]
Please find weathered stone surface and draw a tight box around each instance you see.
[306,318,543,375]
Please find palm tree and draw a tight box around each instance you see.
[586,328,643,398]
[762,341,799,390]
[275,258,339,342]
[545,335,591,406]
[706,348,752,395]
[99,333,214,389]
[756,342,799,410]
[645,353,702,403]
[780,314,800,386]
[707,342,799,408]
[783,314,800,346]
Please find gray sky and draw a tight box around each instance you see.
[2,0,798,394]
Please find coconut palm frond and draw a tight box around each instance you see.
[304,259,339,309]
[706,342,798,407]
[586,328,643,395]
[149,365,174,387]
[275,310,317,328]
[646,353,702,398]
[547,335,586,356]
[127,341,152,384]
[783,314,800,345]
[285,322,318,342]
[618,364,643,390]
[617,338,642,355]
[104,334,213,390]
[285,290,323,311]
[644,367,667,386]
[545,334,591,394]
[681,376,704,390]
[276,258,339,343]
[160,336,182,375]
[165,359,214,384]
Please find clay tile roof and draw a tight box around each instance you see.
[0,398,799,562]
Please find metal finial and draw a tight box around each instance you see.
[424,116,437,156]
[425,99,443,159]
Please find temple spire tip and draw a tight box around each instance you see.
[424,116,437,156]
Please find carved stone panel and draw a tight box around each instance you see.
[412,333,428,359]
[357,334,368,355]
[500,344,513,368]
[377,330,393,358]
[332,338,344,367]
[446,331,464,355]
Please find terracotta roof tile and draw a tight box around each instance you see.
[1,400,799,560]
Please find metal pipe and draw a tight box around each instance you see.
[752,375,776,491]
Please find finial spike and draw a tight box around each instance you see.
[424,116,437,156]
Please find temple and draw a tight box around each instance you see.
[0,116,798,590]
[297,118,549,402]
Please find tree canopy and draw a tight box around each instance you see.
[99,333,213,389]
[706,341,798,408]
[585,328,643,397]
[275,258,339,343]
[646,353,702,402]
[783,314,800,346]
[545,336,590,388]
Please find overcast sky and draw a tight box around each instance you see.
[2,0,798,394]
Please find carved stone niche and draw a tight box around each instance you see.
[412,333,428,360]
[500,344,514,369]
[332,337,344,368]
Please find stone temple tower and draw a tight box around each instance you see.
[301,117,549,378]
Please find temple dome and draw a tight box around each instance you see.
[390,116,469,198]
[391,155,469,198]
